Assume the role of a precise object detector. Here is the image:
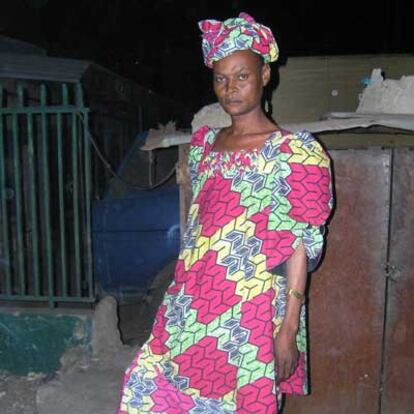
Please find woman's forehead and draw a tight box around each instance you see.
[213,50,262,73]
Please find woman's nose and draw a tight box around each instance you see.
[226,78,237,93]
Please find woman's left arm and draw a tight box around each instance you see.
[274,242,307,383]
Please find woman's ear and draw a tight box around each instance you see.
[262,64,271,87]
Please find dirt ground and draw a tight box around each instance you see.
[0,347,140,414]
[0,296,154,414]
[36,347,138,414]
[0,372,50,414]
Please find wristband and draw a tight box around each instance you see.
[287,287,305,304]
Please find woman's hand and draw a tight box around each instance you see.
[274,327,299,384]
[274,242,306,383]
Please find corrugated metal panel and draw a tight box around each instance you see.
[0,53,90,82]
[0,36,46,55]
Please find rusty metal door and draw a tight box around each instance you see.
[178,143,413,413]
[285,148,392,414]
[380,148,414,414]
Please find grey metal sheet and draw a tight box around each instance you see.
[0,36,46,55]
[0,53,90,83]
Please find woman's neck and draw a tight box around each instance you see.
[230,108,276,136]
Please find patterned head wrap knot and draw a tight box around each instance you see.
[198,12,279,68]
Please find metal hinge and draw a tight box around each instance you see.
[384,262,402,281]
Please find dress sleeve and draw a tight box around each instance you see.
[269,130,334,274]
[188,125,209,190]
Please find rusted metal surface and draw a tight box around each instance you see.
[284,149,391,414]
[381,148,414,414]
[177,141,414,412]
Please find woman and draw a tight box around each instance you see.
[119,12,333,414]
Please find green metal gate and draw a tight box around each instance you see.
[0,82,94,305]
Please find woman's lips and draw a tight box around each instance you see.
[224,99,242,105]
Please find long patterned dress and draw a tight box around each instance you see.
[118,125,333,414]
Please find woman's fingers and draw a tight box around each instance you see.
[277,358,289,383]
[277,360,284,382]
[289,354,299,377]
[274,331,299,383]
[277,355,298,383]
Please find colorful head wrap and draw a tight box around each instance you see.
[198,12,279,68]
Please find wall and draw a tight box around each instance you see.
[0,308,93,375]
[272,54,414,123]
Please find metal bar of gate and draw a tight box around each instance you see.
[40,84,54,302]
[12,84,25,294]
[58,84,69,296]
[77,85,93,297]
[56,110,68,296]
[0,84,12,293]
[27,110,40,296]
[71,112,81,296]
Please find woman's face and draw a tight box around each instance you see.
[213,50,270,117]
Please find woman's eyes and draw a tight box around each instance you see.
[214,74,249,83]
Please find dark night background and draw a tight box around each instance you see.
[1,0,413,112]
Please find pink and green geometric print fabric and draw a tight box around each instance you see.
[199,12,279,68]
[118,126,333,413]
